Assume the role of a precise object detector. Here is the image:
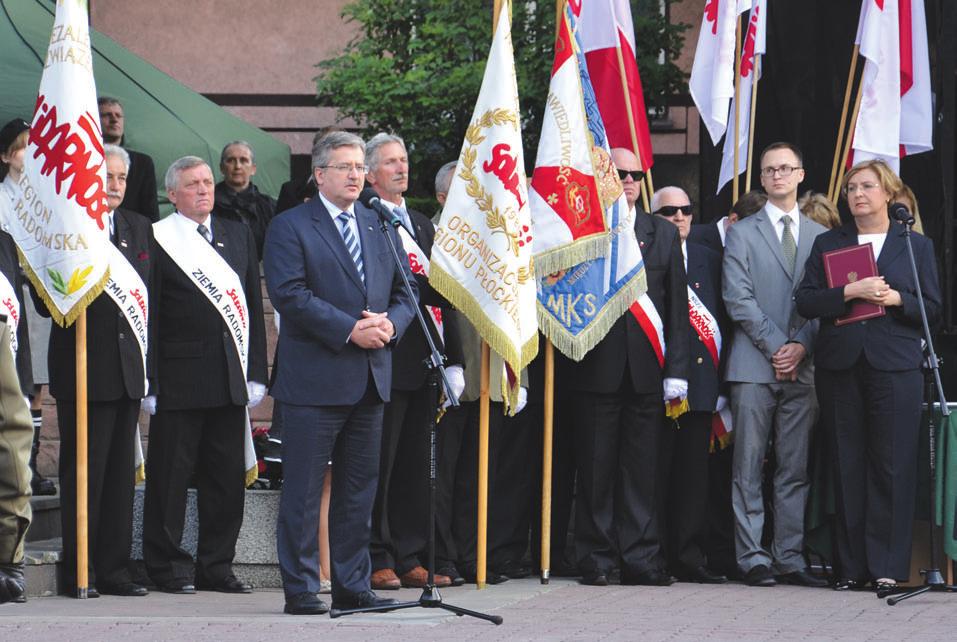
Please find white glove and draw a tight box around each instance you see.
[514,387,528,414]
[23,396,30,410]
[247,381,267,408]
[715,395,728,413]
[441,365,465,409]
[663,377,688,402]
[141,395,157,415]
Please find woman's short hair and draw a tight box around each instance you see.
[841,159,903,200]
[798,191,841,229]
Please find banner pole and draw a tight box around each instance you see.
[732,14,743,204]
[613,39,653,211]
[745,53,761,193]
[477,341,491,589]
[75,310,89,598]
[540,341,554,584]
[833,80,864,205]
[828,44,860,201]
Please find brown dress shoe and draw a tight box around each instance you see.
[399,566,452,588]
[371,568,401,591]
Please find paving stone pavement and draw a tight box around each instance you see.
[1,578,955,640]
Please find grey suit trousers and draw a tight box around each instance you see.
[731,381,817,574]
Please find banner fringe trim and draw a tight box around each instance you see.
[18,247,110,328]
[533,232,611,277]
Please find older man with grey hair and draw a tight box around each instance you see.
[363,134,465,590]
[212,140,277,260]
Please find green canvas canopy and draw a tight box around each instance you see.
[0,0,290,214]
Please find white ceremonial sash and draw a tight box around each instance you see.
[103,241,149,393]
[153,214,257,485]
[687,285,721,369]
[0,271,20,356]
[396,225,444,342]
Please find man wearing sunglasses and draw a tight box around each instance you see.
[567,148,690,587]
[652,187,729,585]
[721,142,827,588]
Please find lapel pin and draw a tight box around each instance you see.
[368,226,373,231]
[639,241,646,248]
[120,240,128,247]
[216,241,224,248]
[694,282,700,289]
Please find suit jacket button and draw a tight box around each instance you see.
[696,357,703,364]
[119,332,126,339]
[697,335,703,342]
[223,331,229,338]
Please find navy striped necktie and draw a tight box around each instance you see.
[337,212,364,283]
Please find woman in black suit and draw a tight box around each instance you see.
[795,159,941,592]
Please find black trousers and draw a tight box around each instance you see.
[658,410,712,572]
[434,403,467,570]
[58,398,139,588]
[453,399,535,569]
[573,388,664,576]
[705,444,737,575]
[143,404,246,585]
[816,360,923,581]
[370,386,434,574]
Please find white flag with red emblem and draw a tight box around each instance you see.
[577,0,655,172]
[717,0,767,193]
[429,4,538,411]
[850,0,932,171]
[690,0,741,145]
[6,0,110,326]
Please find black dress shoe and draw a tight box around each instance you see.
[833,578,865,591]
[197,575,252,594]
[674,565,728,584]
[776,569,828,588]
[621,569,676,586]
[580,572,609,586]
[494,559,531,579]
[331,590,398,611]
[284,591,329,615]
[0,563,26,604]
[68,587,100,598]
[156,579,196,594]
[743,565,777,587]
[436,565,466,587]
[97,582,148,596]
[461,565,508,585]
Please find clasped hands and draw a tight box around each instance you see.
[350,310,394,349]
[844,275,901,307]
[772,342,806,382]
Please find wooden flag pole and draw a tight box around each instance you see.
[828,44,860,202]
[731,14,743,204]
[833,80,864,205]
[477,341,491,589]
[744,53,762,193]
[613,38,653,212]
[75,310,89,598]
[540,341,555,584]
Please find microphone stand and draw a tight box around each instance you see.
[882,213,957,605]
[329,210,503,625]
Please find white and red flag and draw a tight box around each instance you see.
[850,0,932,172]
[430,3,538,411]
[576,0,655,172]
[717,0,767,193]
[7,0,110,326]
[689,0,741,145]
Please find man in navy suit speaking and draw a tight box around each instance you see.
[264,131,416,615]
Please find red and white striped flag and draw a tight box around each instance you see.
[717,0,767,193]
[850,0,932,171]
[576,0,654,171]
[689,0,741,145]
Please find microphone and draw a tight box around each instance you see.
[359,187,415,236]
[889,202,915,226]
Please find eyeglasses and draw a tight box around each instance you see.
[760,165,802,178]
[322,163,368,174]
[617,168,645,182]
[843,182,880,195]
[654,204,694,217]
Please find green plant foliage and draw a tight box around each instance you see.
[316,0,688,214]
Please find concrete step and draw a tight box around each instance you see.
[23,537,62,598]
[26,493,61,542]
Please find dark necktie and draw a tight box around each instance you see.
[337,212,364,283]
[197,223,212,244]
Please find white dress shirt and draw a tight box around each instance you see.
[764,201,802,247]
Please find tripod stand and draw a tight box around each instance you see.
[329,212,502,625]
[880,207,956,605]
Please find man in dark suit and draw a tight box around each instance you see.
[143,156,267,595]
[689,190,767,255]
[568,148,690,587]
[99,97,159,222]
[652,186,729,585]
[264,132,416,615]
[362,134,464,590]
[48,146,152,597]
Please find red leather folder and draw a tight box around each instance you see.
[822,243,886,326]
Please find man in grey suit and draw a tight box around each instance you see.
[264,132,417,615]
[722,142,827,588]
